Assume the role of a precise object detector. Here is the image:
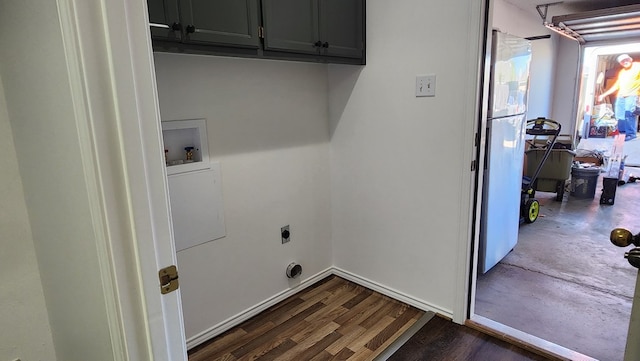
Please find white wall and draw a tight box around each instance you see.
[329,0,483,316]
[0,1,115,360]
[494,0,582,136]
[551,37,582,136]
[153,54,333,340]
[0,74,56,361]
[493,0,556,121]
[492,0,547,37]
[528,39,557,120]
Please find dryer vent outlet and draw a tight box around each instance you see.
[286,262,302,279]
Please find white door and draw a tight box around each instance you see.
[105,0,189,359]
[60,0,188,359]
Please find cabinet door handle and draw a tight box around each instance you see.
[186,25,196,34]
[322,42,329,48]
[314,40,322,47]
[171,22,181,31]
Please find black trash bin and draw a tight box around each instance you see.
[570,166,600,199]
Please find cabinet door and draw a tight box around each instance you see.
[262,0,320,55]
[179,0,260,48]
[318,0,363,58]
[148,0,181,41]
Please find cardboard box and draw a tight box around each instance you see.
[575,156,602,166]
[589,125,611,138]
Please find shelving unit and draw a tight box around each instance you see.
[162,118,210,175]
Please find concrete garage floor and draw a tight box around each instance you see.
[475,168,640,361]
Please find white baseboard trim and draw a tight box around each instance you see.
[332,267,453,318]
[186,267,333,349]
[186,266,452,350]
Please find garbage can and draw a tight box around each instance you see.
[570,166,600,199]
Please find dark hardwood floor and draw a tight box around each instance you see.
[188,275,424,361]
[387,315,555,361]
[188,275,556,361]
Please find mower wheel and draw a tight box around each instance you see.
[523,199,539,224]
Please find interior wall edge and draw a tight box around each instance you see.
[450,0,489,325]
[331,268,453,319]
[185,266,453,350]
[0,55,57,361]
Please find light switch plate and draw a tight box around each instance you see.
[416,74,436,97]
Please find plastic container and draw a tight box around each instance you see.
[570,167,600,199]
[525,148,575,181]
[525,148,576,200]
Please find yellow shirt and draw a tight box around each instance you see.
[616,62,640,97]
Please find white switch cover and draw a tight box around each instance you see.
[416,74,436,97]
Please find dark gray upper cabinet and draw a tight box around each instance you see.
[148,0,181,41]
[318,0,363,59]
[148,0,260,48]
[179,0,260,48]
[262,0,319,55]
[147,0,364,64]
[262,0,364,59]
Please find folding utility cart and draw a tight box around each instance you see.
[521,118,572,223]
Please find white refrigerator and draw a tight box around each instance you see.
[479,30,532,274]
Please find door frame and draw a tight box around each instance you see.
[466,4,623,360]
[58,0,188,359]
[465,0,576,355]
[465,0,492,323]
[465,2,574,353]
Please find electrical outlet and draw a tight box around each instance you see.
[415,74,436,97]
[281,225,290,244]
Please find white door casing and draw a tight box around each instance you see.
[58,0,187,359]
[453,0,491,324]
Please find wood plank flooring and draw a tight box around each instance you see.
[387,315,555,361]
[188,275,424,361]
[188,275,556,361]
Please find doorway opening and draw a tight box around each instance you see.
[473,40,640,361]
[577,44,640,167]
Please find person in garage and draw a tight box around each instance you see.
[597,53,640,141]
